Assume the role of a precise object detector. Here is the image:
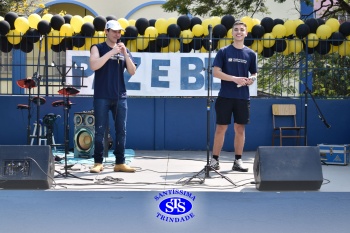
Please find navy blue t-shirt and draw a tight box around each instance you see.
[213,44,257,100]
[93,42,134,100]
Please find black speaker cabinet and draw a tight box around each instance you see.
[73,112,110,158]
[254,146,323,191]
[0,145,54,189]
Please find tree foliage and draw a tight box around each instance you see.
[0,0,43,16]
[162,0,350,19]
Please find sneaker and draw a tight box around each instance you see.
[209,159,220,170]
[114,164,136,172]
[90,163,104,173]
[232,159,248,172]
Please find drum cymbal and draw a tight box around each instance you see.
[52,100,74,107]
[58,87,80,96]
[17,104,29,110]
[16,78,36,89]
[32,96,46,105]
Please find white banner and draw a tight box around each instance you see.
[66,51,257,97]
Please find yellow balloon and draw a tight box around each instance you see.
[15,17,29,34]
[118,18,129,32]
[202,18,211,36]
[161,46,169,52]
[144,26,158,40]
[168,38,180,52]
[288,39,303,54]
[326,18,340,33]
[192,24,204,37]
[48,30,61,45]
[272,24,286,38]
[294,19,304,28]
[60,23,74,37]
[226,28,233,39]
[85,37,93,49]
[181,29,193,44]
[126,39,137,52]
[167,17,177,27]
[83,15,94,24]
[284,20,296,36]
[210,16,221,27]
[250,40,263,54]
[128,19,136,26]
[42,13,53,22]
[218,38,232,48]
[71,15,84,33]
[262,33,275,48]
[92,31,105,44]
[7,29,22,45]
[155,18,167,34]
[316,24,332,40]
[200,46,207,53]
[240,16,253,32]
[306,33,319,48]
[338,40,350,56]
[252,18,260,26]
[28,14,41,29]
[136,35,149,50]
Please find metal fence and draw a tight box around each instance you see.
[1,34,349,98]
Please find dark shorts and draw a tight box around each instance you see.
[215,97,250,125]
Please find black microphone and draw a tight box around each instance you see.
[117,39,121,63]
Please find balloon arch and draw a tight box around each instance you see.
[1,12,350,56]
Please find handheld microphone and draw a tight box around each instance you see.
[237,76,256,88]
[116,39,121,64]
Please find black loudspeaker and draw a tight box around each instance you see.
[73,111,111,158]
[0,145,54,189]
[254,146,323,191]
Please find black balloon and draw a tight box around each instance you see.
[243,33,253,46]
[305,18,319,33]
[296,24,310,39]
[167,24,181,38]
[261,17,274,33]
[329,32,344,46]
[181,42,193,53]
[202,36,218,51]
[190,17,202,29]
[273,18,284,26]
[149,19,156,27]
[135,18,149,35]
[177,15,191,30]
[274,39,287,52]
[156,34,170,48]
[251,24,265,38]
[221,15,235,31]
[19,38,34,53]
[315,39,331,55]
[0,35,13,53]
[72,34,85,48]
[0,20,11,36]
[51,14,65,31]
[24,28,41,43]
[4,12,18,30]
[60,37,73,51]
[339,21,350,37]
[262,47,275,58]
[213,24,227,38]
[81,22,95,37]
[37,20,51,35]
[106,15,117,21]
[93,16,107,31]
[63,14,72,24]
[124,26,138,39]
[190,37,202,50]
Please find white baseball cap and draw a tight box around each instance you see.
[105,20,125,31]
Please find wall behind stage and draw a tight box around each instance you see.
[2,96,350,151]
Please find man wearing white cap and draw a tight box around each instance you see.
[89,20,137,173]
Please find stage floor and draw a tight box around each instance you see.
[1,150,350,233]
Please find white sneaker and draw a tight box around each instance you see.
[232,159,248,172]
[209,159,220,170]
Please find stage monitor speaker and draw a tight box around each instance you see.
[0,145,54,189]
[73,112,111,158]
[254,146,323,191]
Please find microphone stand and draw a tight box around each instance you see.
[178,25,235,186]
[302,80,331,146]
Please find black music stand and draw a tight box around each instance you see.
[177,25,236,186]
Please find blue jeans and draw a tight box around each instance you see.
[93,98,127,164]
